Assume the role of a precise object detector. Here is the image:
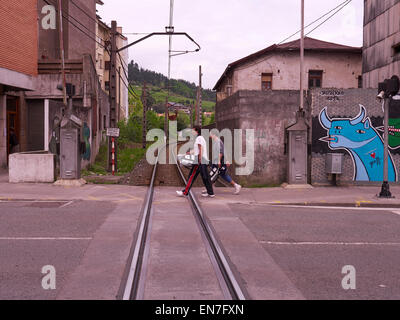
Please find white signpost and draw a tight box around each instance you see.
[107,128,120,137]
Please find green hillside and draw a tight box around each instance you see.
[127,61,216,113]
[130,84,215,114]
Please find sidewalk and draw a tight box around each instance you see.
[198,184,400,208]
[2,173,400,207]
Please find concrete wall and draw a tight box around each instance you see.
[363,0,400,88]
[310,88,400,185]
[217,51,362,102]
[68,0,96,62]
[9,152,55,183]
[37,0,96,62]
[216,90,308,186]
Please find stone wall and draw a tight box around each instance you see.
[216,90,309,186]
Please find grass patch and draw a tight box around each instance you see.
[82,142,147,176]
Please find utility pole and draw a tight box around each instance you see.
[196,65,202,127]
[164,96,169,141]
[190,104,194,128]
[118,66,121,122]
[168,0,174,81]
[108,20,118,172]
[58,0,67,106]
[142,82,147,149]
[299,0,304,112]
[165,0,174,144]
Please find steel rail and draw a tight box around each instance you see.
[171,147,247,300]
[121,145,161,300]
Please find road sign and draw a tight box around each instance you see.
[107,128,120,137]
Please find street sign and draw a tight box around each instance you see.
[107,128,120,137]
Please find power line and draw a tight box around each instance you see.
[69,0,98,24]
[278,0,351,44]
[305,0,352,37]
[43,0,107,49]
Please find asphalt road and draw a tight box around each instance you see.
[229,203,400,300]
[0,200,116,300]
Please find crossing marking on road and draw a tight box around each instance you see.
[260,241,400,246]
[272,205,400,212]
[59,201,74,208]
[0,237,92,241]
[391,210,400,216]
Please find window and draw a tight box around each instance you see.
[105,81,110,91]
[261,73,272,90]
[105,61,111,70]
[226,85,232,96]
[308,70,323,89]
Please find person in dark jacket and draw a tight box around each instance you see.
[9,128,19,154]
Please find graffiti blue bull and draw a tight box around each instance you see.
[319,105,396,182]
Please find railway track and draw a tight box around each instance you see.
[118,142,247,300]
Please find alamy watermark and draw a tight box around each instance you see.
[341,265,356,290]
[41,265,56,290]
[146,122,255,176]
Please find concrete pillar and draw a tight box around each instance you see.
[0,95,6,168]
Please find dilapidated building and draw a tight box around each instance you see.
[0,0,119,175]
[363,0,400,88]
[214,37,362,103]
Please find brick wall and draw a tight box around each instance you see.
[0,1,38,76]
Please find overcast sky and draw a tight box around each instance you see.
[97,0,363,89]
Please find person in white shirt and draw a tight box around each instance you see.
[176,126,214,198]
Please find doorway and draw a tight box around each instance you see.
[6,97,19,163]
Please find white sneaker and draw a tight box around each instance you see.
[201,189,208,194]
[176,191,185,197]
[202,193,215,198]
[234,184,242,195]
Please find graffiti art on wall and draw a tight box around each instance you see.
[82,122,91,161]
[319,105,397,182]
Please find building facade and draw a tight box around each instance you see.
[0,0,117,173]
[363,0,400,88]
[214,37,362,102]
[96,18,129,120]
[0,0,38,168]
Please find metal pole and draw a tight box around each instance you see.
[196,65,202,127]
[379,97,392,198]
[168,0,174,81]
[108,21,118,172]
[300,0,304,111]
[142,82,147,149]
[58,0,67,106]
